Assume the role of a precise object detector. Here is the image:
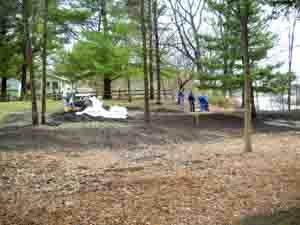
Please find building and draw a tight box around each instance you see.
[0,75,71,99]
[45,74,71,94]
[7,78,22,98]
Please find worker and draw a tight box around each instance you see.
[178,89,185,111]
[188,91,195,112]
[63,87,74,111]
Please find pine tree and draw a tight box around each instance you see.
[240,0,252,152]
[153,0,161,104]
[148,0,155,100]
[202,0,276,117]
[141,0,150,122]
[41,0,49,124]
[24,0,39,125]
[0,1,18,101]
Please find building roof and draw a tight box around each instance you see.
[48,74,70,82]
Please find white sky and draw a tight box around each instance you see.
[268,17,300,75]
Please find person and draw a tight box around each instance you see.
[63,87,75,112]
[188,91,195,112]
[177,91,181,104]
[179,89,185,111]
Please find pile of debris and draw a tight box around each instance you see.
[75,97,127,119]
[49,97,128,125]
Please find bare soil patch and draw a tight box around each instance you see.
[1,109,300,152]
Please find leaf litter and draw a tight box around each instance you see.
[1,133,300,225]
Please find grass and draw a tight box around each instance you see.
[0,95,232,126]
[209,94,230,107]
[239,208,300,225]
[192,89,232,108]
[0,99,62,124]
[103,98,180,111]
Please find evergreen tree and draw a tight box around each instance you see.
[0,1,18,101]
[240,0,252,152]
[148,0,155,100]
[141,0,150,122]
[41,0,49,124]
[153,0,161,104]
[201,0,279,117]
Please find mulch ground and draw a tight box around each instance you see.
[1,133,300,225]
[1,110,300,224]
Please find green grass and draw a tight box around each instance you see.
[238,208,300,225]
[208,92,231,108]
[0,100,62,124]
[192,89,232,108]
[209,95,230,108]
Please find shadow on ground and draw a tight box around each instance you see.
[1,111,300,151]
[238,208,300,225]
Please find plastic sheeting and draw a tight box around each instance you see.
[76,97,128,119]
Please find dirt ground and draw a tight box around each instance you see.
[1,110,300,225]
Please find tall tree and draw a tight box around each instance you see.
[21,1,28,100]
[0,15,8,101]
[202,0,276,118]
[148,0,155,100]
[0,1,18,101]
[240,0,252,152]
[41,0,49,124]
[153,0,161,104]
[141,0,150,122]
[24,0,39,125]
[101,0,112,99]
[287,9,297,111]
[167,0,207,73]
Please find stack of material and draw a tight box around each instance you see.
[76,97,128,119]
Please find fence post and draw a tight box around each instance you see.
[118,88,121,100]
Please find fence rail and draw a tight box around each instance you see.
[0,89,175,101]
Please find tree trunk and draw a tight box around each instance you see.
[287,13,296,111]
[25,0,39,126]
[251,82,256,118]
[101,0,108,33]
[21,62,27,100]
[223,57,229,96]
[240,0,252,152]
[95,0,102,98]
[41,0,48,125]
[21,1,28,100]
[241,84,244,108]
[97,0,102,31]
[29,48,39,126]
[148,0,154,100]
[288,67,292,111]
[127,77,132,102]
[103,78,112,99]
[141,0,150,122]
[1,77,7,101]
[153,0,161,105]
[100,0,112,99]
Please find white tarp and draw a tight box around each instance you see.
[76,97,128,119]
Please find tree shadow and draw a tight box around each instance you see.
[239,208,300,225]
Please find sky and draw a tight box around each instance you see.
[268,17,300,77]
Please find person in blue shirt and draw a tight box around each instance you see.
[188,91,195,112]
[178,89,185,111]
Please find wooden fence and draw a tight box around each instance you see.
[72,89,175,100]
[1,89,175,101]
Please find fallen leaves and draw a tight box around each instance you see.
[1,133,300,224]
